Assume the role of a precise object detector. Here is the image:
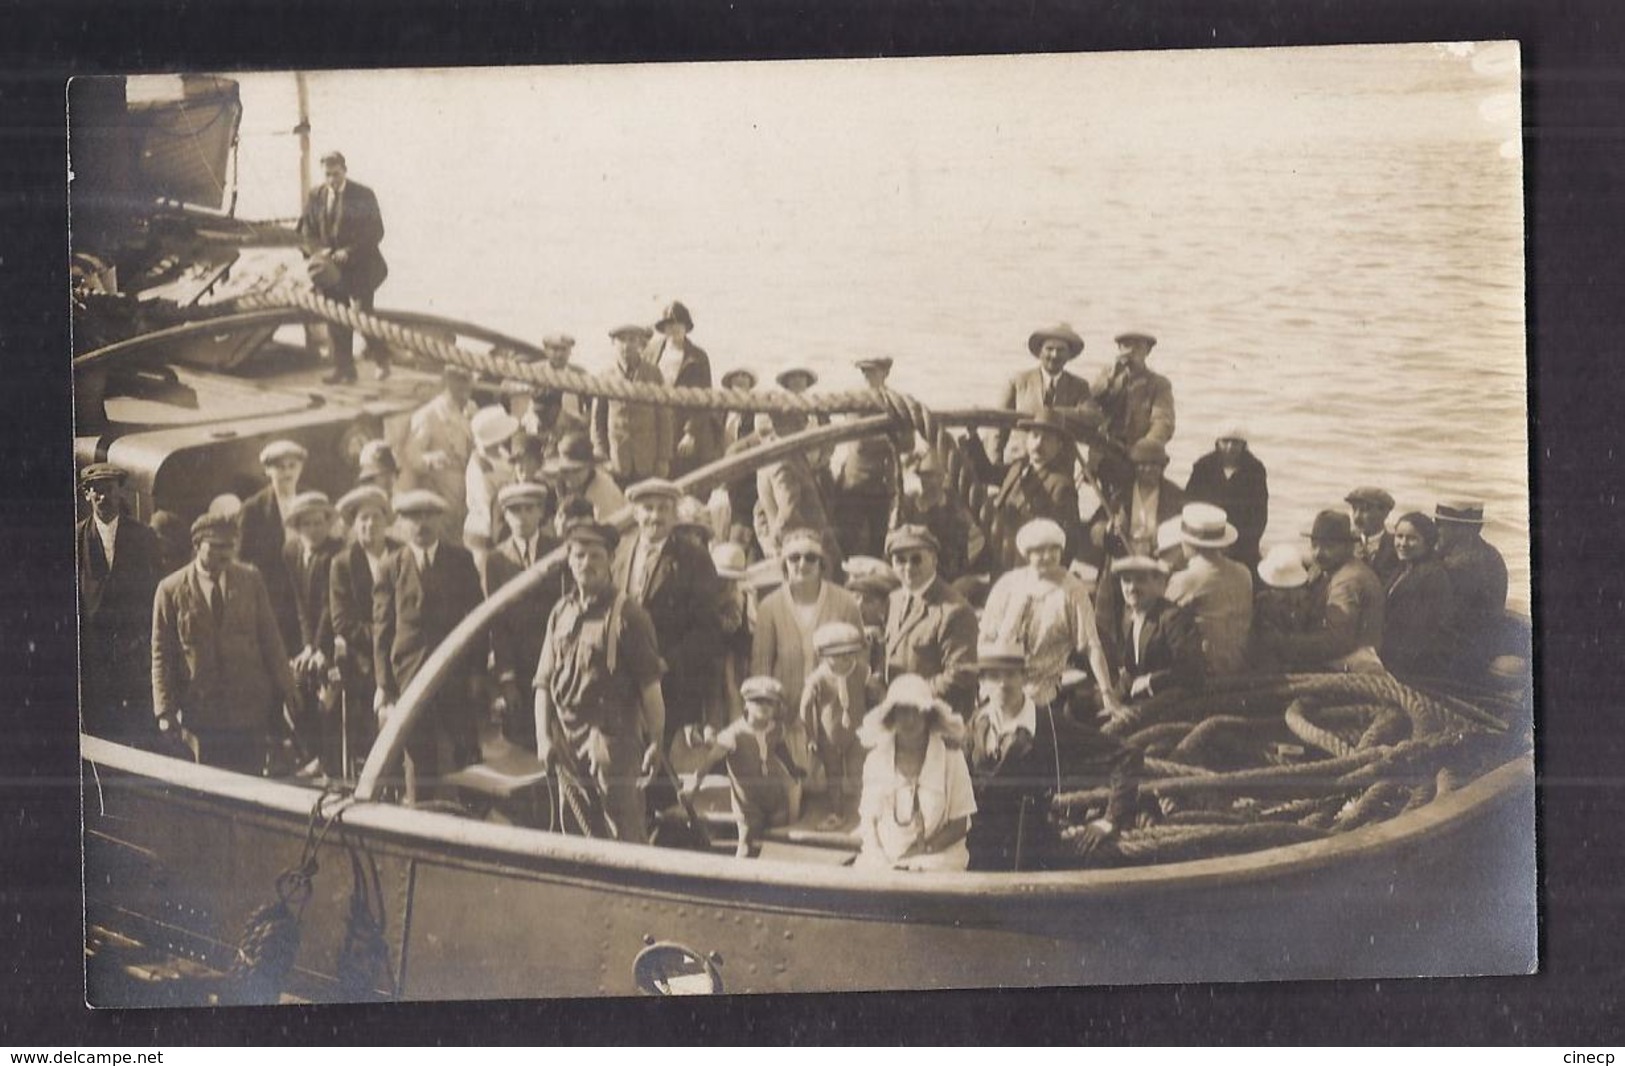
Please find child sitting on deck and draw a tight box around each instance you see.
[680,676,805,857]
[800,622,871,829]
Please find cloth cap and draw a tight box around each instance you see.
[720,369,758,390]
[1304,509,1358,543]
[1129,439,1170,467]
[625,478,682,504]
[282,490,334,528]
[1180,502,1239,548]
[79,462,127,486]
[740,675,785,705]
[1027,323,1085,358]
[975,644,1027,674]
[1016,408,1076,441]
[775,367,819,390]
[336,485,392,522]
[656,301,694,333]
[1258,544,1311,589]
[1111,554,1171,577]
[814,621,866,656]
[471,406,521,450]
[1014,518,1067,555]
[563,519,620,554]
[1114,330,1157,349]
[497,481,551,510]
[190,513,239,545]
[1435,497,1486,524]
[319,150,347,168]
[710,541,749,580]
[392,489,449,517]
[259,440,308,466]
[885,524,940,557]
[1345,486,1396,511]
[541,333,576,352]
[609,323,654,343]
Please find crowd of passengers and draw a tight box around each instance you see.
[78,309,1513,871]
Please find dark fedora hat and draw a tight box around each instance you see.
[1027,323,1085,359]
[1015,407,1076,441]
[656,301,694,333]
[1303,508,1359,543]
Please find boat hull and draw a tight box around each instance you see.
[83,738,1536,1004]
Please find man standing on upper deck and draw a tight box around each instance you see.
[594,324,673,485]
[992,324,1092,467]
[644,301,723,479]
[1433,497,1510,676]
[1093,330,1175,459]
[298,150,389,384]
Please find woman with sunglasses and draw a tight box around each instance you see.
[855,674,977,871]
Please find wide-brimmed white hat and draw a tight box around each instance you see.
[857,674,964,749]
[471,406,520,450]
[1258,544,1311,589]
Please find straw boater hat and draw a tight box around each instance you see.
[191,513,239,545]
[813,621,866,657]
[857,674,965,749]
[281,491,334,529]
[1027,323,1085,359]
[720,369,758,390]
[709,541,749,581]
[259,440,307,467]
[1435,498,1486,525]
[1345,486,1396,512]
[392,489,449,517]
[775,367,818,390]
[656,301,694,334]
[471,406,521,451]
[336,485,392,523]
[1179,502,1238,549]
[1303,509,1359,543]
[1114,330,1157,350]
[974,644,1027,675]
[1258,544,1311,590]
[1014,517,1066,555]
[625,477,681,505]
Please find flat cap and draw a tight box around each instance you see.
[258,440,308,466]
[1114,330,1157,348]
[813,621,866,655]
[392,489,449,516]
[625,478,682,504]
[1111,554,1171,576]
[281,490,334,527]
[885,524,940,557]
[609,323,654,342]
[190,513,240,544]
[740,675,785,705]
[496,481,551,510]
[79,462,127,486]
[336,485,392,522]
[1345,486,1396,511]
[541,333,576,351]
[563,520,620,553]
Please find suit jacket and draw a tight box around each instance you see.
[78,514,163,729]
[645,336,723,477]
[1381,559,1456,679]
[372,541,484,702]
[1356,531,1402,588]
[1273,557,1386,668]
[994,367,1091,462]
[485,532,563,690]
[1095,476,1187,558]
[992,452,1083,569]
[398,392,477,534]
[1438,535,1510,672]
[1185,449,1270,568]
[1099,596,1204,699]
[612,531,722,712]
[238,485,302,652]
[884,577,979,718]
[152,562,296,732]
[592,356,673,482]
[1166,552,1254,677]
[1092,365,1176,449]
[283,536,342,655]
[756,453,833,555]
[329,539,399,686]
[297,179,388,297]
[751,582,863,716]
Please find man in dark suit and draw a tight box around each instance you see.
[238,439,307,655]
[883,525,979,719]
[151,515,299,773]
[1185,426,1270,571]
[486,481,563,751]
[298,150,389,383]
[329,486,398,777]
[992,323,1092,465]
[1092,439,1187,559]
[1346,486,1401,587]
[373,490,486,801]
[612,479,721,748]
[281,491,343,772]
[991,409,1084,570]
[77,463,163,745]
[1098,555,1204,728]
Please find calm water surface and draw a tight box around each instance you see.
[226,44,1528,606]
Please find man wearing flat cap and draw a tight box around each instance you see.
[297,150,389,384]
[614,478,722,748]
[77,464,163,745]
[645,301,723,479]
[484,480,563,751]
[372,490,486,800]
[328,486,400,775]
[1093,330,1176,455]
[1257,510,1385,672]
[151,514,299,772]
[399,366,478,540]
[535,521,667,843]
[593,323,673,486]
[1092,438,1187,560]
[1185,427,1270,571]
[992,323,1092,466]
[883,524,980,718]
[1434,497,1510,675]
[1346,486,1401,586]
[991,408,1084,571]
[239,439,310,654]
[281,491,345,769]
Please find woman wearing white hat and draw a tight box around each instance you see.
[855,675,976,872]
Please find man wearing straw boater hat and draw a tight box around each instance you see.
[1165,503,1255,677]
[1258,509,1385,673]
[77,462,163,745]
[992,323,1092,465]
[1093,329,1175,453]
[1433,497,1510,674]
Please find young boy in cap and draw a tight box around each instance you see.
[799,621,871,826]
[282,491,343,773]
[680,676,805,858]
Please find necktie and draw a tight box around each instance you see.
[1043,379,1056,407]
[324,187,339,237]
[210,582,225,626]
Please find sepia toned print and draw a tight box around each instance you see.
[73,44,1532,1004]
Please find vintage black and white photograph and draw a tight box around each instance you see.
[71,44,1533,1005]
